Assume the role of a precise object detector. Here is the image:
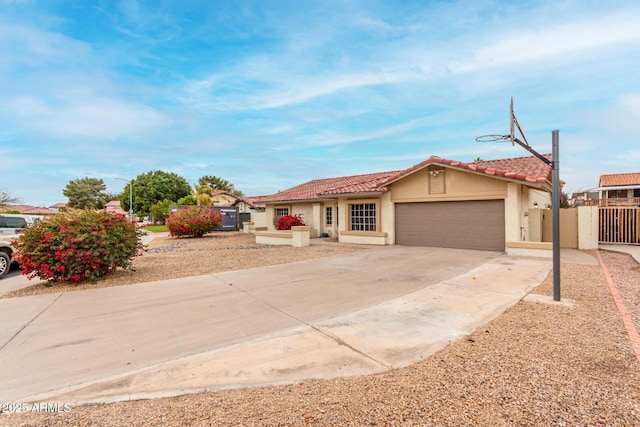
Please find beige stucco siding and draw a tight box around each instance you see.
[390,167,508,203]
[293,204,314,229]
[380,192,395,244]
[336,194,393,245]
[264,202,320,235]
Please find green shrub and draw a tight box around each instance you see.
[13,210,144,284]
[150,199,174,223]
[176,195,196,206]
[277,214,305,230]
[166,206,222,238]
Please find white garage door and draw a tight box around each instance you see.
[395,200,505,251]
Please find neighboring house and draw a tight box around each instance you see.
[258,154,552,251]
[1,204,56,216]
[49,203,67,212]
[590,172,640,206]
[210,191,238,207]
[104,200,127,215]
[569,191,599,207]
[232,195,270,228]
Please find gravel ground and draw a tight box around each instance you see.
[603,251,640,332]
[1,233,362,299]
[2,249,639,426]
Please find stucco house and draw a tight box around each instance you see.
[591,172,640,206]
[232,195,269,228]
[256,154,552,251]
[104,200,127,215]
[209,190,238,207]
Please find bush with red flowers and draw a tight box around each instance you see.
[166,206,222,237]
[277,214,306,230]
[12,210,144,285]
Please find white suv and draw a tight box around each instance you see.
[0,214,35,279]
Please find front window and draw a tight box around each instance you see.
[350,203,376,231]
[326,207,333,225]
[607,190,627,199]
[275,207,289,217]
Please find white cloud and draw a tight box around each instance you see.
[178,8,640,115]
[8,95,168,138]
[300,116,435,147]
[454,11,640,72]
[0,21,91,69]
[180,67,428,112]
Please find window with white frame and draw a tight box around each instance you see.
[326,206,333,225]
[350,203,376,231]
[275,207,289,217]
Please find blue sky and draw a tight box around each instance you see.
[2,0,639,206]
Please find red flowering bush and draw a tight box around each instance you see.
[166,206,222,237]
[277,214,306,230]
[12,210,144,285]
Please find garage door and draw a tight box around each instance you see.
[395,200,505,251]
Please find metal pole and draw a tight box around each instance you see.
[552,130,561,301]
[129,180,134,223]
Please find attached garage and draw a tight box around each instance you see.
[395,200,505,251]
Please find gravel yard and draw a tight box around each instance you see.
[2,249,640,426]
[1,233,362,299]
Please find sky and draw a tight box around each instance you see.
[1,0,639,207]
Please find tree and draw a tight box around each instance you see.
[560,180,570,208]
[150,199,174,223]
[198,175,231,191]
[177,195,196,206]
[63,177,111,210]
[121,171,191,217]
[192,183,214,206]
[0,190,20,208]
[198,175,244,197]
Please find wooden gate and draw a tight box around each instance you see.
[599,207,640,244]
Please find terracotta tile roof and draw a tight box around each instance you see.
[2,205,56,215]
[233,195,273,209]
[383,154,552,187]
[105,200,122,207]
[599,172,640,187]
[262,171,401,202]
[258,154,552,204]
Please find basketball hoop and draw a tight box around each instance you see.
[476,97,531,148]
[475,134,511,143]
[473,97,561,302]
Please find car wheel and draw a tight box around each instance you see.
[0,251,10,279]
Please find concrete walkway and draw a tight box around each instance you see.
[0,245,562,406]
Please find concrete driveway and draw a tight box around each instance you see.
[0,246,551,405]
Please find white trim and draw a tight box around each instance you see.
[590,185,640,191]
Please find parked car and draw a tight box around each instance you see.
[0,233,18,279]
[0,214,35,234]
[0,214,34,279]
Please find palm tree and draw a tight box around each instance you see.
[192,184,214,207]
